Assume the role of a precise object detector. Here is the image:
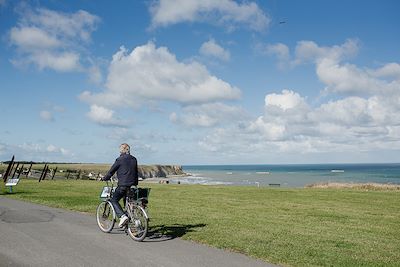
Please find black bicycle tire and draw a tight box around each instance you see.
[127,205,148,241]
[96,201,115,233]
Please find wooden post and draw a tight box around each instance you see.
[11,163,20,179]
[42,165,49,181]
[39,164,47,182]
[10,161,15,176]
[26,161,33,178]
[51,167,57,180]
[2,155,14,182]
[17,164,24,179]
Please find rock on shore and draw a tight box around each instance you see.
[138,165,185,179]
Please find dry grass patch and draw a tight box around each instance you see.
[306,182,400,190]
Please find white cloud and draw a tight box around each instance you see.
[266,39,359,70]
[39,104,65,122]
[294,39,359,64]
[248,117,286,141]
[14,51,81,72]
[265,90,308,111]
[315,59,396,96]
[198,126,265,156]
[46,144,58,152]
[86,105,127,127]
[40,110,53,121]
[249,90,400,151]
[47,144,70,156]
[266,39,400,97]
[247,90,310,141]
[24,8,99,42]
[9,6,99,72]
[370,62,400,80]
[197,84,400,158]
[87,64,103,84]
[80,42,241,107]
[10,26,61,50]
[293,39,400,96]
[199,39,230,61]
[149,0,270,32]
[170,102,246,127]
[0,142,73,161]
[265,43,290,69]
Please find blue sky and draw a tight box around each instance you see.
[0,0,399,165]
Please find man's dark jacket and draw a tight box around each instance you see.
[103,153,138,186]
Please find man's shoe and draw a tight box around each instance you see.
[118,214,129,228]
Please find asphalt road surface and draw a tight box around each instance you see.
[0,197,276,267]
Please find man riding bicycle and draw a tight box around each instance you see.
[102,143,138,228]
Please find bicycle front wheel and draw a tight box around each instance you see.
[96,201,115,233]
[127,205,148,241]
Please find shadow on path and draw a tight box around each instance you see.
[146,223,207,242]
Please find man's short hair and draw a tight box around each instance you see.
[120,143,130,154]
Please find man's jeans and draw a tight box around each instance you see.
[111,185,129,218]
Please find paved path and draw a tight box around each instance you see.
[0,197,276,267]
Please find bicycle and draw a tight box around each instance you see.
[96,178,150,242]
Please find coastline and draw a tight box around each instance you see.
[141,174,189,184]
[182,163,400,187]
[142,175,400,191]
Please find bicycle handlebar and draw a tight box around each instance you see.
[104,177,117,187]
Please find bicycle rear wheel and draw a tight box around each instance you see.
[96,201,115,233]
[127,205,148,241]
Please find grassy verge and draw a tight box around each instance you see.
[1,180,399,266]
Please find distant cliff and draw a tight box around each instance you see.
[138,165,185,179]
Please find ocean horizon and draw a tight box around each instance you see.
[177,163,400,187]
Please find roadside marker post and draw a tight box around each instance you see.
[11,162,19,180]
[2,155,14,183]
[42,165,49,181]
[51,167,57,180]
[3,156,21,193]
[17,165,23,179]
[26,161,33,178]
[39,164,47,182]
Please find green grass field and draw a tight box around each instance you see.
[1,179,399,266]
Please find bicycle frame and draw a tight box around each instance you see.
[97,179,150,241]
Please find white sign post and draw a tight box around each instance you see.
[5,178,20,193]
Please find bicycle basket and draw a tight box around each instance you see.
[99,186,114,199]
[128,187,150,200]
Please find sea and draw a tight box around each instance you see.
[174,164,400,188]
